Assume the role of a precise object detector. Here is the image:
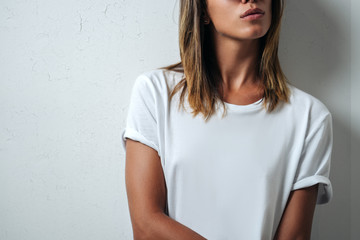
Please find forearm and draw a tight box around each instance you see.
[137,212,207,240]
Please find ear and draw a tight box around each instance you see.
[201,10,210,25]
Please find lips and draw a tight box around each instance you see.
[240,8,265,18]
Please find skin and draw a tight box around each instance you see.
[126,0,319,239]
[205,0,272,105]
[274,184,319,240]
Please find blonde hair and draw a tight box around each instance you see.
[159,0,290,122]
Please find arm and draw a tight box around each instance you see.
[125,139,207,240]
[273,184,319,240]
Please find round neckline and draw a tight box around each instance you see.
[223,97,264,111]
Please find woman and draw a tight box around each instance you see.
[121,0,333,239]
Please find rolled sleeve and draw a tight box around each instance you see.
[292,113,333,204]
[121,74,160,157]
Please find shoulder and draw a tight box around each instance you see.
[134,68,184,96]
[130,68,185,113]
[287,84,332,121]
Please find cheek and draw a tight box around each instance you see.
[262,0,272,24]
[259,13,272,37]
[207,0,240,25]
[266,12,272,30]
[208,5,233,25]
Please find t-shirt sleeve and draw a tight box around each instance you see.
[120,74,160,157]
[291,112,333,204]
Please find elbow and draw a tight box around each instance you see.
[132,219,151,240]
[132,212,163,240]
[273,232,311,240]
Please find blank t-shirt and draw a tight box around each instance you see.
[121,68,333,240]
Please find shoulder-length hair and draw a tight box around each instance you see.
[159,0,290,122]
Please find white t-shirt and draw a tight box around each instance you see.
[121,68,333,240]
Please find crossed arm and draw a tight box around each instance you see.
[125,139,319,240]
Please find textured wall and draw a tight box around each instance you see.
[0,0,358,239]
[0,1,179,239]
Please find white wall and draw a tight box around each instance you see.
[351,0,360,239]
[279,1,352,239]
[0,0,358,239]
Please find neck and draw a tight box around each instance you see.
[210,26,261,92]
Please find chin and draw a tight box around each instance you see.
[238,27,269,40]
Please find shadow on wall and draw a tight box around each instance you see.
[279,1,351,240]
